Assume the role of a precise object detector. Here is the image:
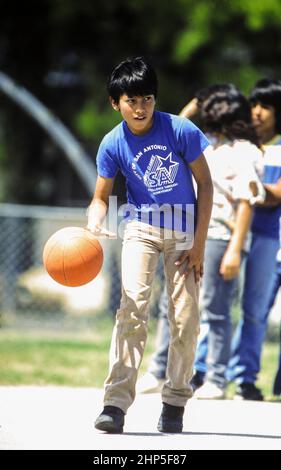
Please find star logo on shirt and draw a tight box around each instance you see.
[144,152,179,189]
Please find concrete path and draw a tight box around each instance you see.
[0,386,281,450]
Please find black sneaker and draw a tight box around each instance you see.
[190,371,205,392]
[157,402,185,433]
[94,406,125,433]
[234,383,264,401]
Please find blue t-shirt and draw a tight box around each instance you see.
[252,138,281,239]
[96,111,209,231]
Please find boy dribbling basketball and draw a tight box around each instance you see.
[87,57,213,433]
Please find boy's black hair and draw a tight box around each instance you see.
[201,89,260,146]
[107,56,158,103]
[249,78,281,133]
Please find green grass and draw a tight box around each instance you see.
[0,336,109,387]
[226,341,280,401]
[0,314,280,402]
[0,315,157,388]
[259,342,280,399]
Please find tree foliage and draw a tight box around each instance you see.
[1,0,281,204]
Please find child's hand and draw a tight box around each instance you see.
[175,245,204,283]
[219,248,241,280]
[86,223,116,238]
[249,180,266,205]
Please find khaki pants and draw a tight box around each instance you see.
[103,221,200,413]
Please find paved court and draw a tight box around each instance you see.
[0,386,281,450]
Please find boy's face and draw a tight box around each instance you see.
[251,102,276,143]
[110,94,156,135]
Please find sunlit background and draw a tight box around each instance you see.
[1,0,281,206]
[0,0,280,393]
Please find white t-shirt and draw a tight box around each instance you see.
[205,139,264,241]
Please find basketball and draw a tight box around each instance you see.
[43,226,103,287]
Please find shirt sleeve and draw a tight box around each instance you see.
[179,118,210,163]
[231,142,264,201]
[96,137,119,178]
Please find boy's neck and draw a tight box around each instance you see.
[126,114,155,136]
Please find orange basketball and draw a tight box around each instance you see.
[43,226,103,287]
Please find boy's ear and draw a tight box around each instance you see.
[109,97,120,111]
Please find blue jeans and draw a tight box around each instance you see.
[149,239,239,388]
[268,266,281,394]
[199,239,239,388]
[194,249,246,377]
[194,322,209,376]
[228,234,280,385]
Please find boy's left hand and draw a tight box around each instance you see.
[175,245,204,283]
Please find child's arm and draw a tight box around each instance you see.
[175,154,213,282]
[179,98,199,119]
[213,217,236,232]
[219,200,252,280]
[87,176,116,237]
[248,178,281,206]
[263,178,281,205]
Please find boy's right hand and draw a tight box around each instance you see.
[86,222,116,238]
[86,197,116,238]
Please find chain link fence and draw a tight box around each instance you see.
[0,203,163,331]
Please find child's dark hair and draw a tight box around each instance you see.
[201,90,260,147]
[195,83,239,109]
[249,78,281,133]
[107,56,158,103]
